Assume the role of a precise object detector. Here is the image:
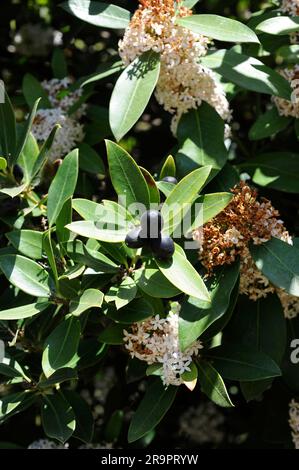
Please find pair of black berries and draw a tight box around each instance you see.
[125,210,175,260]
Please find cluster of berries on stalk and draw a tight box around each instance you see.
[125,176,177,260]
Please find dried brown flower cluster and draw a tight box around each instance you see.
[194,183,298,317]
[272,66,299,118]
[197,182,290,273]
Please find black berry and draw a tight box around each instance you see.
[140,210,164,239]
[162,176,177,184]
[125,227,144,249]
[151,234,175,259]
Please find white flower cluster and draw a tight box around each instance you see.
[32,78,86,161]
[289,399,299,449]
[179,402,225,445]
[123,313,202,386]
[13,23,62,57]
[28,439,68,449]
[119,0,231,134]
[272,65,299,118]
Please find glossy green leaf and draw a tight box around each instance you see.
[0,301,50,320]
[135,263,180,298]
[109,51,160,141]
[250,238,299,296]
[22,73,51,109]
[98,323,125,345]
[51,48,68,79]
[81,60,124,87]
[78,143,105,175]
[176,105,228,178]
[159,155,176,180]
[155,245,210,302]
[179,262,240,350]
[106,140,150,210]
[108,297,154,324]
[239,152,299,193]
[188,192,233,231]
[161,166,212,234]
[201,49,291,100]
[106,276,137,310]
[38,368,78,389]
[197,360,234,407]
[42,317,81,377]
[0,255,51,297]
[14,98,40,166]
[41,393,75,443]
[61,0,131,29]
[256,16,299,35]
[177,15,260,43]
[205,345,281,381]
[31,124,61,181]
[6,230,43,259]
[0,157,7,171]
[140,167,160,205]
[0,392,36,422]
[128,379,177,443]
[63,390,94,443]
[47,149,79,226]
[69,288,104,316]
[0,81,16,165]
[66,220,128,243]
[66,240,119,272]
[249,107,291,140]
[18,133,39,183]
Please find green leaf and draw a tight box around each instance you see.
[161,166,212,234]
[31,124,61,181]
[109,51,160,141]
[47,149,79,226]
[256,16,299,35]
[66,220,128,243]
[0,355,31,382]
[69,288,104,316]
[0,254,52,297]
[78,143,105,175]
[56,198,73,249]
[197,360,234,407]
[38,368,78,389]
[188,192,233,231]
[0,184,27,199]
[179,262,240,350]
[61,0,131,29]
[13,98,40,166]
[128,379,177,443]
[250,238,299,296]
[51,48,68,79]
[18,133,39,183]
[106,140,150,210]
[43,231,59,287]
[140,167,160,205]
[135,263,180,298]
[277,44,299,64]
[98,323,125,345]
[80,60,124,87]
[62,390,94,443]
[155,245,210,302]
[159,155,176,180]
[105,410,123,443]
[176,105,228,178]
[42,317,81,377]
[66,240,119,272]
[201,49,291,100]
[41,393,75,443]
[0,392,36,422]
[177,15,260,43]
[0,157,7,171]
[249,107,291,140]
[183,0,200,8]
[72,198,132,226]
[0,301,50,320]
[205,345,281,381]
[22,73,51,109]
[0,81,16,165]
[111,276,137,310]
[107,297,154,324]
[239,152,299,193]
[6,230,43,259]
